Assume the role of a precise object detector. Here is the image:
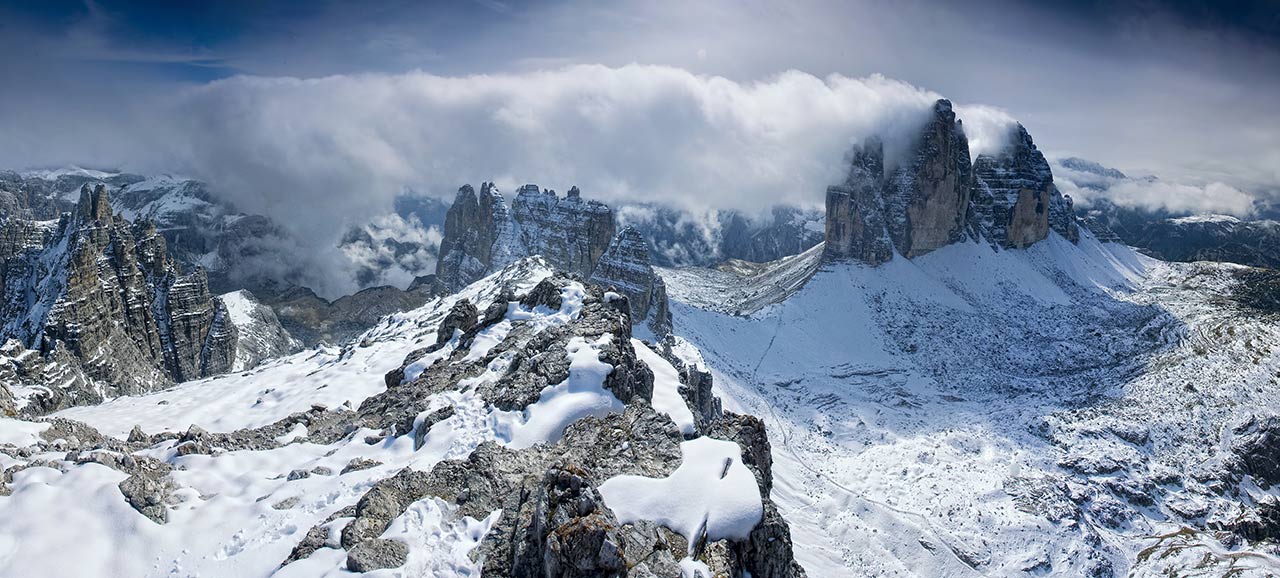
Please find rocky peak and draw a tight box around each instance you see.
[0,189,240,412]
[885,98,973,257]
[826,101,1082,264]
[76,183,113,224]
[436,181,616,293]
[824,137,894,264]
[589,225,673,337]
[824,99,971,263]
[969,123,1053,249]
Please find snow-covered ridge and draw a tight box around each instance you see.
[3,255,800,577]
[1167,214,1242,225]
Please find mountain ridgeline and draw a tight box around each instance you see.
[436,182,672,335]
[825,99,1079,264]
[0,184,237,411]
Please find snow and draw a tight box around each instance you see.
[0,261,554,578]
[1168,214,1242,225]
[494,334,623,449]
[0,419,50,447]
[633,339,696,435]
[599,436,764,551]
[219,290,258,327]
[22,166,116,180]
[660,230,1280,576]
[55,260,554,438]
[370,498,499,577]
[680,557,713,578]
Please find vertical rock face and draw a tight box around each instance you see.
[435,184,494,293]
[1049,189,1080,243]
[436,183,616,292]
[825,100,1082,264]
[589,226,673,336]
[435,183,675,335]
[825,99,972,263]
[0,183,237,407]
[970,124,1053,249]
[824,137,894,264]
[508,184,616,278]
[885,99,974,257]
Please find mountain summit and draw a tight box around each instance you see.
[826,100,1079,264]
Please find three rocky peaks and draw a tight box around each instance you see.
[825,99,1079,265]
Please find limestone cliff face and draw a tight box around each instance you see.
[435,182,675,335]
[509,184,616,277]
[589,226,673,336]
[825,100,1082,264]
[886,100,974,257]
[1049,189,1080,243]
[824,137,894,264]
[970,124,1053,249]
[436,183,616,292]
[825,100,971,263]
[0,183,237,407]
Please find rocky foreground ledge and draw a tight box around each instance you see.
[0,261,804,578]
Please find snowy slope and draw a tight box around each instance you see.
[664,231,1280,576]
[0,260,559,577]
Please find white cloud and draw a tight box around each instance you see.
[1056,169,1256,217]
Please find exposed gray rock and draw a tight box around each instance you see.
[825,100,972,263]
[825,101,1083,265]
[436,298,478,344]
[970,124,1053,249]
[345,538,408,572]
[0,184,237,409]
[589,226,672,336]
[218,289,302,370]
[885,99,974,258]
[824,136,894,264]
[436,182,616,293]
[119,471,172,523]
[342,457,383,475]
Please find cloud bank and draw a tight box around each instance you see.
[115,64,1017,293]
[1054,163,1257,217]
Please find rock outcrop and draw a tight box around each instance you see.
[826,99,1082,265]
[970,124,1053,249]
[435,182,673,336]
[826,100,972,262]
[218,290,302,371]
[589,226,673,336]
[886,99,974,257]
[281,272,803,577]
[824,136,894,264]
[0,184,238,410]
[436,183,615,292]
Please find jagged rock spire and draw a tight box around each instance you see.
[825,100,1081,264]
[970,123,1053,249]
[825,99,972,263]
[76,183,112,223]
[589,225,672,336]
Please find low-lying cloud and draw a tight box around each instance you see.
[96,64,1017,294]
[1056,167,1256,217]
